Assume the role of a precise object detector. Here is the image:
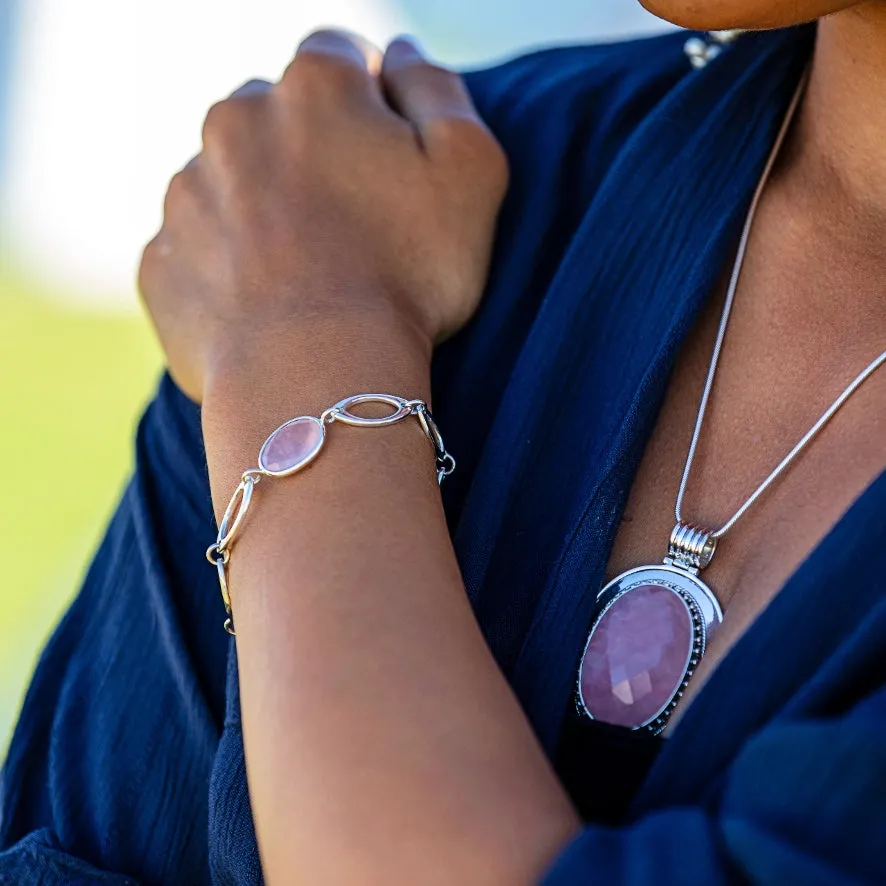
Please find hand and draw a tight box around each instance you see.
[138,31,509,403]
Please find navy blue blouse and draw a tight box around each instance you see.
[4,25,886,885]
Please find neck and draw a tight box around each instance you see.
[796,6,886,212]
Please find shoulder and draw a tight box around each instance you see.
[465,29,691,103]
[464,31,693,166]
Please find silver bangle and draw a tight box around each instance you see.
[205,394,455,635]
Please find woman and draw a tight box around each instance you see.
[2,1,885,883]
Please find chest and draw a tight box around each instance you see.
[606,204,886,733]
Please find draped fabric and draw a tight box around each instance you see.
[4,25,886,884]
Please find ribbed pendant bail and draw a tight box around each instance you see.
[667,522,718,573]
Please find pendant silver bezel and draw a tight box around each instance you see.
[597,564,723,629]
[576,564,723,735]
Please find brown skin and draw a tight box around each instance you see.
[640,0,879,30]
[142,31,508,402]
[139,3,886,883]
[142,32,576,886]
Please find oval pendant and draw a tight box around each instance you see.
[576,565,722,735]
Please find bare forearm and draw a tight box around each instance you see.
[140,28,577,885]
[202,315,579,885]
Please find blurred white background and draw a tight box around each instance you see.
[1,0,669,307]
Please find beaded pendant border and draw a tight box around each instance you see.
[575,563,723,736]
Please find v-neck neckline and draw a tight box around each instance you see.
[513,25,886,810]
[501,28,818,754]
[450,27,884,807]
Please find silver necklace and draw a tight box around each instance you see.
[576,73,886,736]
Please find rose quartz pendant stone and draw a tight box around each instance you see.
[259,416,326,476]
[578,583,698,729]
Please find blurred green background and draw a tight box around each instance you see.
[0,269,160,747]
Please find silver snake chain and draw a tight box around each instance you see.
[675,70,886,540]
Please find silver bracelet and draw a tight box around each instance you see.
[205,394,455,635]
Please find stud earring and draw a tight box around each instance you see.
[684,30,744,69]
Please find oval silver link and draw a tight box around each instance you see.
[328,394,411,427]
[217,476,256,551]
[415,406,446,461]
[216,557,232,611]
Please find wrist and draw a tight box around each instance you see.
[200,302,434,512]
[203,300,432,414]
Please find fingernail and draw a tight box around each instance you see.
[299,29,368,68]
[387,34,427,66]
